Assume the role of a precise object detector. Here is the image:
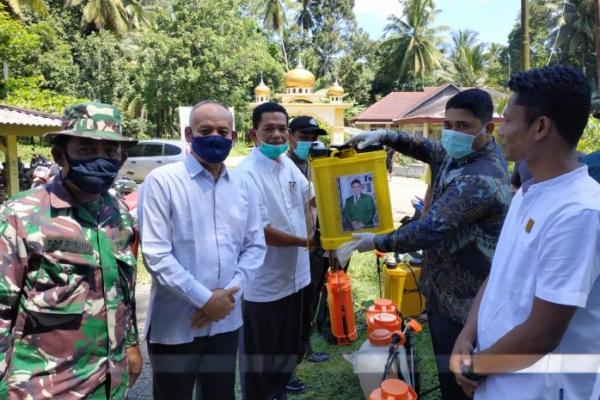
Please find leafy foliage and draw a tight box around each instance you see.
[579,116,600,154]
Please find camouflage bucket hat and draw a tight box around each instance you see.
[44,102,138,147]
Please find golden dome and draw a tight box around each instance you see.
[254,78,271,96]
[284,63,316,88]
[327,80,344,97]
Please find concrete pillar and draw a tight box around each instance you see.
[332,108,345,145]
[5,134,19,196]
[423,122,429,138]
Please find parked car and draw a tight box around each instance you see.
[120,139,188,182]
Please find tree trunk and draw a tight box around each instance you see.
[279,26,289,70]
[595,0,600,90]
[521,0,530,70]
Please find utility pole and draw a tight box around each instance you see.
[521,0,530,71]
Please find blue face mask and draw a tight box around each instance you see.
[293,141,312,160]
[259,142,289,159]
[191,135,232,164]
[441,129,482,159]
[66,155,121,194]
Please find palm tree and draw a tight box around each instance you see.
[550,0,595,70]
[382,0,444,90]
[0,0,47,16]
[262,0,290,69]
[443,29,489,86]
[450,29,479,53]
[295,0,314,34]
[65,0,149,38]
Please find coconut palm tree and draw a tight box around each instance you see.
[443,29,489,87]
[262,0,290,69]
[0,0,47,17]
[295,0,314,33]
[382,0,444,90]
[550,0,595,70]
[65,0,149,38]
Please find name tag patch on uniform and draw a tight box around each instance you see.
[44,236,93,255]
[525,218,535,233]
[112,233,131,252]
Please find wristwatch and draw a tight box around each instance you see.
[460,359,485,382]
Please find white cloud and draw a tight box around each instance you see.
[353,0,404,18]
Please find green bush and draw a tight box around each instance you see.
[579,116,600,155]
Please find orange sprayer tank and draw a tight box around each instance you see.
[367,312,402,334]
[369,379,418,400]
[366,298,398,319]
[326,270,357,345]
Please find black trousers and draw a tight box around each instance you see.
[427,295,471,400]
[299,253,329,358]
[148,329,239,400]
[241,290,304,400]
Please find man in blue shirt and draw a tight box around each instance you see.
[139,101,266,400]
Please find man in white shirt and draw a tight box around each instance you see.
[235,102,314,400]
[450,66,600,399]
[140,101,266,400]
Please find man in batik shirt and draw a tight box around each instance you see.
[341,89,511,399]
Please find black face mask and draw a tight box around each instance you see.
[65,154,121,194]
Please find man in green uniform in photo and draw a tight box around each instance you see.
[343,179,376,231]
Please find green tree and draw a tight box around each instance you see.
[550,0,595,75]
[381,0,444,90]
[486,43,509,87]
[295,0,314,34]
[443,29,489,86]
[124,0,283,137]
[64,0,149,37]
[72,30,126,102]
[0,0,47,17]
[506,0,558,71]
[578,116,600,154]
[261,0,290,69]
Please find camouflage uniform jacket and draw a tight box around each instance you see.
[0,174,138,399]
[374,131,511,324]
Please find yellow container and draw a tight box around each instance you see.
[383,262,426,318]
[309,147,394,250]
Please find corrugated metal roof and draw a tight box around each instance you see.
[0,104,62,127]
[354,84,508,124]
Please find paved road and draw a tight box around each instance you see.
[126,175,426,399]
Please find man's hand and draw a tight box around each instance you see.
[190,309,212,329]
[336,232,376,267]
[126,345,143,388]
[450,334,482,397]
[352,232,375,252]
[191,287,239,329]
[343,129,388,150]
[352,221,365,230]
[306,234,317,251]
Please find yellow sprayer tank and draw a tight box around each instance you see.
[382,261,426,318]
[309,146,394,250]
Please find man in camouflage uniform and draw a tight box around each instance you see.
[0,102,142,399]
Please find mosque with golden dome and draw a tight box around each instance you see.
[252,62,351,144]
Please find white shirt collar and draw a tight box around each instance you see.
[184,153,229,181]
[252,147,283,173]
[522,165,588,194]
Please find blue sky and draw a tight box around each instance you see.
[354,0,521,46]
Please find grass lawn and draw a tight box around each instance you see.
[135,252,441,399]
[230,141,252,157]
